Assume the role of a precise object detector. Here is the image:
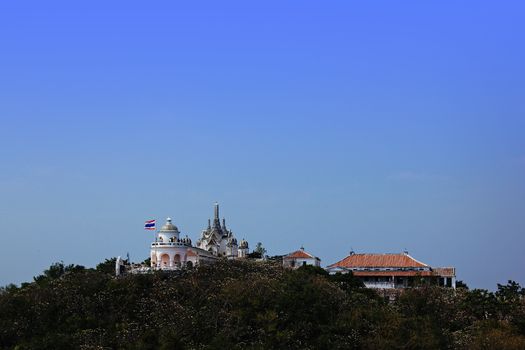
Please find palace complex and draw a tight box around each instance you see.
[118,203,249,274]
[118,203,456,290]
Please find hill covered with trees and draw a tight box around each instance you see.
[1,259,524,349]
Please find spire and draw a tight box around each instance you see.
[214,202,219,220]
[222,218,226,229]
[213,202,221,228]
[207,219,211,230]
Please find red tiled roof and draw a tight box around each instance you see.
[352,270,433,277]
[284,249,316,260]
[328,253,428,269]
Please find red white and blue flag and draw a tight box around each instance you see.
[144,219,156,230]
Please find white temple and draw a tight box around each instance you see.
[150,218,214,269]
[196,203,249,259]
[146,203,248,271]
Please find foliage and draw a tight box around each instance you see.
[0,260,524,349]
[253,242,267,256]
[96,257,117,275]
[456,279,469,290]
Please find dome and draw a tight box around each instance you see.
[160,218,180,233]
[239,239,249,249]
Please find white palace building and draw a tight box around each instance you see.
[117,203,249,274]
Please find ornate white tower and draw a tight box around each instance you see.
[196,203,245,258]
[238,239,249,258]
[150,218,194,269]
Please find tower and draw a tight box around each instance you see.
[238,239,249,258]
[213,202,221,229]
[196,203,245,258]
[150,217,193,269]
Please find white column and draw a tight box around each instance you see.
[156,252,162,268]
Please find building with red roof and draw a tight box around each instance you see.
[326,251,456,289]
[283,247,321,269]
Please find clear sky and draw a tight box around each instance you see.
[0,1,524,290]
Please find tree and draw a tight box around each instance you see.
[253,242,267,256]
[33,261,85,284]
[2,258,525,349]
[96,257,117,274]
[456,280,469,290]
[328,271,365,292]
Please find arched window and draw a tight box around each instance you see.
[160,254,169,267]
[174,254,181,268]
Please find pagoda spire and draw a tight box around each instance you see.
[213,202,221,228]
[214,202,219,219]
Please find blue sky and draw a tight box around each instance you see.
[0,1,524,289]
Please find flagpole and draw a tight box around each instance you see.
[153,220,157,269]
[145,219,157,269]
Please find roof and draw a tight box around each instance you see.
[284,249,318,260]
[328,253,429,269]
[160,218,179,233]
[352,270,433,277]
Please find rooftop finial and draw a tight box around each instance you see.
[214,202,219,220]
[212,202,221,228]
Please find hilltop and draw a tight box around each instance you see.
[0,259,524,349]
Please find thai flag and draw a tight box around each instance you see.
[144,219,156,230]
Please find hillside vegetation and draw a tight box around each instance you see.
[0,260,524,349]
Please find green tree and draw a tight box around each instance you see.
[254,242,267,256]
[2,258,525,349]
[96,257,117,274]
[456,280,469,290]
